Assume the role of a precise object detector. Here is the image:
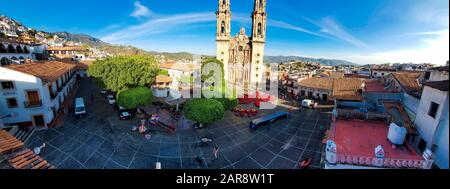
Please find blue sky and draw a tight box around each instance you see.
[1,0,449,65]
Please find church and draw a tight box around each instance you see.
[216,0,267,89]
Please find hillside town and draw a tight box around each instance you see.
[0,0,449,171]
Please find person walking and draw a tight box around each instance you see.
[212,145,220,159]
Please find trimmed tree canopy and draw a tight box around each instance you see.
[88,55,159,92]
[158,69,169,76]
[117,87,153,109]
[183,99,225,124]
[212,98,238,111]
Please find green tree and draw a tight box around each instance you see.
[88,55,159,92]
[116,87,153,109]
[158,69,169,76]
[212,98,238,111]
[183,99,225,125]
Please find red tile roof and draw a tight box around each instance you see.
[332,78,365,101]
[298,77,333,90]
[47,46,88,51]
[5,60,76,82]
[391,72,422,93]
[329,119,421,160]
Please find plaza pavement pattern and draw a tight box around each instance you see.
[25,79,331,169]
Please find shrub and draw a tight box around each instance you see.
[117,87,153,109]
[183,99,225,124]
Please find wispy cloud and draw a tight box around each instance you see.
[101,12,215,43]
[302,16,370,49]
[130,1,157,19]
[403,29,449,36]
[345,29,449,65]
[267,20,329,39]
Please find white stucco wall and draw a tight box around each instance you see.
[0,67,77,127]
[414,86,448,144]
[0,67,53,126]
[298,86,332,101]
[432,101,449,169]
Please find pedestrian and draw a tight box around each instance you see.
[213,145,220,159]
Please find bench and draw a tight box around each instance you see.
[0,130,24,154]
[8,149,55,169]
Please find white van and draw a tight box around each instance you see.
[301,99,314,108]
[74,97,86,118]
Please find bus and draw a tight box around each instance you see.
[249,111,290,130]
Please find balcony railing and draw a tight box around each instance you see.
[24,100,43,108]
[50,92,58,100]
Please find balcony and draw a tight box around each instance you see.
[50,92,58,100]
[24,100,43,108]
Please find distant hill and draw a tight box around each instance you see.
[1,15,359,65]
[53,32,110,48]
[264,56,358,66]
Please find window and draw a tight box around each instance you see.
[424,72,431,80]
[428,102,439,119]
[6,98,18,108]
[418,138,427,153]
[221,21,225,34]
[257,23,262,36]
[1,81,15,90]
[381,73,385,76]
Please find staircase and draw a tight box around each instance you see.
[5,126,36,144]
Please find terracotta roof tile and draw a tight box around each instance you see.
[298,77,333,90]
[5,60,76,82]
[332,78,365,101]
[160,63,199,72]
[391,72,422,93]
[47,46,88,51]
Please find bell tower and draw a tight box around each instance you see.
[216,0,231,82]
[251,0,267,88]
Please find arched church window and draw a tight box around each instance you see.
[0,44,6,53]
[257,23,262,36]
[221,21,225,34]
[259,0,263,8]
[239,46,243,51]
[223,0,227,6]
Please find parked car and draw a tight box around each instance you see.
[107,95,116,105]
[116,105,136,120]
[100,89,107,95]
[74,97,86,118]
[301,99,314,108]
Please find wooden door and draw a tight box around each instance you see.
[27,91,40,105]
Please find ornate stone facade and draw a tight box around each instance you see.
[216,0,267,88]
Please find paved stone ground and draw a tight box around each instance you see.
[25,78,332,169]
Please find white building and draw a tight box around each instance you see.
[298,77,333,101]
[0,38,36,65]
[0,60,78,129]
[412,66,449,169]
[371,68,396,78]
[159,62,200,89]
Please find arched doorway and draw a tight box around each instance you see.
[0,44,6,53]
[10,56,18,64]
[1,57,10,66]
[23,46,30,53]
[19,56,25,64]
[7,44,15,53]
[16,45,24,53]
